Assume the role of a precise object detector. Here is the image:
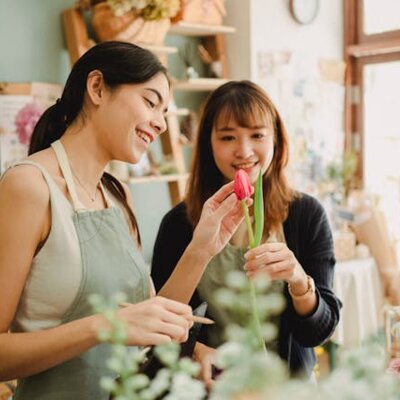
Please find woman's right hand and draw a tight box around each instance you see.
[95,296,193,347]
[191,181,252,260]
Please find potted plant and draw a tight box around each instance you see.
[77,0,181,45]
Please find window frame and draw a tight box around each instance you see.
[343,0,400,182]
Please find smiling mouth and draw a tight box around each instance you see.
[233,162,258,170]
[136,130,154,145]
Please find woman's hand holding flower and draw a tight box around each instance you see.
[244,242,306,287]
[191,181,252,260]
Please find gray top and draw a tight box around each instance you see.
[12,140,150,400]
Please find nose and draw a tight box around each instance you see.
[234,138,254,159]
[151,111,167,136]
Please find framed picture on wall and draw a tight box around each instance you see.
[0,82,62,173]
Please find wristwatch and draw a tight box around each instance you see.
[288,275,315,300]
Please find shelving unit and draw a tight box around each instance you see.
[61,5,235,205]
[173,78,229,91]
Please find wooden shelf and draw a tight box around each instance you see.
[127,173,189,184]
[138,43,178,55]
[166,108,190,117]
[173,78,229,91]
[169,21,236,36]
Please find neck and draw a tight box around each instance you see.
[60,127,109,186]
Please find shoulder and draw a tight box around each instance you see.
[0,164,49,207]
[0,165,50,243]
[157,202,193,238]
[288,192,326,219]
[162,202,190,224]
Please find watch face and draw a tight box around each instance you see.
[290,0,320,25]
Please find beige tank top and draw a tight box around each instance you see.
[9,160,81,332]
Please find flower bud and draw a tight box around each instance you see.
[234,170,254,200]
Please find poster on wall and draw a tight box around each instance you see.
[0,83,62,174]
[256,51,346,195]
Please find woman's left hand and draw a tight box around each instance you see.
[191,181,252,259]
[193,342,217,390]
[244,242,306,286]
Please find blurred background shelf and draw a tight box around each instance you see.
[169,21,236,36]
[127,173,189,184]
[173,78,229,91]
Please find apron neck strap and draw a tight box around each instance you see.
[51,140,113,211]
[51,140,84,211]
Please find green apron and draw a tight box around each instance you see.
[13,140,150,399]
[198,243,283,351]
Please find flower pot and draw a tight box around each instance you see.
[91,3,170,46]
[91,3,137,42]
[113,17,170,46]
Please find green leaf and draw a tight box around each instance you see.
[253,170,264,246]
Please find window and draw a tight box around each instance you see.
[344,0,400,242]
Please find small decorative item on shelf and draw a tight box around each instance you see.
[180,110,198,143]
[172,0,226,25]
[198,43,223,78]
[178,42,200,80]
[89,0,180,45]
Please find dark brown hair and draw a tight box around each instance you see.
[29,41,168,244]
[185,80,295,236]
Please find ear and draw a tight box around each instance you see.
[86,70,106,106]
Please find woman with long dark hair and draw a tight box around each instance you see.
[0,42,248,399]
[152,80,341,382]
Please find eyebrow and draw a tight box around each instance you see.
[145,88,168,113]
[216,124,268,131]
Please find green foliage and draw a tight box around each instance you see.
[88,294,205,400]
[92,271,400,399]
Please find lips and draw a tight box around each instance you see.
[136,129,155,145]
[233,161,258,170]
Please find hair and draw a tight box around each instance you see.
[29,41,169,244]
[185,80,296,236]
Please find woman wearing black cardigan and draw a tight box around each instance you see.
[151,80,341,381]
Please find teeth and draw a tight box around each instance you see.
[235,162,255,169]
[137,131,150,144]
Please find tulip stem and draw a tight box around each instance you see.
[241,200,254,248]
[241,200,267,354]
[249,280,268,353]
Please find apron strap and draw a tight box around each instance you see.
[51,140,86,212]
[99,181,114,208]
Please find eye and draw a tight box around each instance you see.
[145,98,156,108]
[252,132,267,139]
[218,135,235,141]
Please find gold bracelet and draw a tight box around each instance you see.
[288,275,315,300]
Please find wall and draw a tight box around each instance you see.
[0,0,344,263]
[226,0,345,198]
[225,0,343,80]
[0,0,187,263]
[0,0,75,83]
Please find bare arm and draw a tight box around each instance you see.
[158,182,248,303]
[0,168,192,381]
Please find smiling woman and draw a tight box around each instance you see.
[0,41,250,400]
[151,80,342,379]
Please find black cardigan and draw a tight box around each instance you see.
[151,193,341,376]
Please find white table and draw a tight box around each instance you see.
[331,257,384,348]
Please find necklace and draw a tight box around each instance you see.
[71,170,100,203]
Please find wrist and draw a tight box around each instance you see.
[288,275,315,300]
[185,242,213,265]
[88,314,111,345]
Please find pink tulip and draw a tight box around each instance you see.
[234,170,254,200]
